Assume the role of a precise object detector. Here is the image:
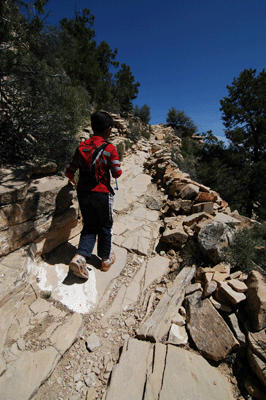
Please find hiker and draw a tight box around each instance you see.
[66,111,122,279]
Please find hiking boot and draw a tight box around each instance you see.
[100,251,116,272]
[69,254,89,279]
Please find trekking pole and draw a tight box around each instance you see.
[114,179,118,190]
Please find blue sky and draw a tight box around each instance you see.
[45,0,266,142]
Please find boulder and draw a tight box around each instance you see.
[197,221,235,263]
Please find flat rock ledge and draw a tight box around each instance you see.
[105,337,234,400]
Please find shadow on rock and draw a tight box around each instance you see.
[87,254,102,270]
[43,241,77,266]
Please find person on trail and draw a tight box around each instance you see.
[66,111,122,279]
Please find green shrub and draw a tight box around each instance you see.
[165,134,173,143]
[124,139,133,150]
[141,130,150,140]
[126,123,141,143]
[134,104,151,123]
[181,239,211,268]
[221,223,266,272]
[116,142,124,161]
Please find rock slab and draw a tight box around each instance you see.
[185,291,239,361]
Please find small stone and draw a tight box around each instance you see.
[103,355,109,366]
[125,316,135,327]
[105,361,113,373]
[86,333,100,352]
[86,387,98,400]
[203,281,217,297]
[227,271,242,280]
[76,381,84,392]
[168,249,176,256]
[155,287,166,294]
[213,262,231,275]
[179,306,186,318]
[171,313,185,326]
[29,298,50,314]
[74,373,82,382]
[185,283,202,295]
[91,366,100,375]
[57,377,63,385]
[168,324,188,345]
[212,271,227,283]
[122,333,129,340]
[84,372,99,388]
[204,272,214,283]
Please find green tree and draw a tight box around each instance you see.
[59,9,118,106]
[134,104,151,123]
[195,132,244,212]
[220,68,266,219]
[166,108,197,137]
[0,0,90,168]
[113,64,140,115]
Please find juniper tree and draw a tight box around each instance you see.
[220,68,266,219]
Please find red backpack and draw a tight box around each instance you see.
[78,141,109,187]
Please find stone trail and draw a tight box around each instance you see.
[0,134,237,400]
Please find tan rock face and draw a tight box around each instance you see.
[246,271,266,331]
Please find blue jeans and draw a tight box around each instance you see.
[77,191,114,260]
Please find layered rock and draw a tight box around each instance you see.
[0,165,82,258]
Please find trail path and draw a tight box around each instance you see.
[30,138,170,400]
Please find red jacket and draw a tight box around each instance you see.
[66,136,122,193]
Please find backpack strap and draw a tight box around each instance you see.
[90,142,109,180]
